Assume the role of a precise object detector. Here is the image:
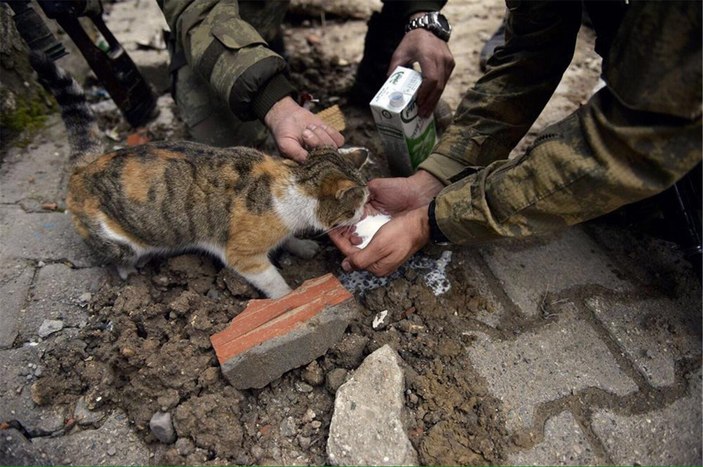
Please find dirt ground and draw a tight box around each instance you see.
[27,1,609,464]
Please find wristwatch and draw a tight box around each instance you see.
[405,11,452,42]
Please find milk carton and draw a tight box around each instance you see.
[370,66,437,176]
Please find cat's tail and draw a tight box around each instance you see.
[29,51,103,169]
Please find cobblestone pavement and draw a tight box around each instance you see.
[1,0,701,465]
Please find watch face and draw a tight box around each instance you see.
[437,14,449,31]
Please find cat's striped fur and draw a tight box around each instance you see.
[30,51,368,298]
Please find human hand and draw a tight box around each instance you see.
[388,21,455,118]
[264,96,345,162]
[336,205,431,277]
[368,170,445,214]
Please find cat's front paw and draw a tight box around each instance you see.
[284,237,320,259]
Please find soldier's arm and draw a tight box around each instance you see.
[159,0,295,122]
[418,0,582,184]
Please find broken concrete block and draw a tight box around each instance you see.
[327,345,418,466]
[210,274,358,390]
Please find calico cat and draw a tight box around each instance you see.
[29,51,368,298]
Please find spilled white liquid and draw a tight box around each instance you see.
[340,250,453,296]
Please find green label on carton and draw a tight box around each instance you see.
[406,119,436,168]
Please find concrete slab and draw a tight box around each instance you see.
[0,116,69,205]
[452,249,509,328]
[33,411,151,466]
[508,411,602,465]
[17,263,109,342]
[0,345,67,434]
[592,370,702,465]
[480,228,633,317]
[587,296,702,387]
[0,260,34,349]
[0,206,100,267]
[467,316,637,431]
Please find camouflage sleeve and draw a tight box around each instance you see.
[429,0,702,245]
[418,0,582,184]
[432,89,702,244]
[159,0,295,122]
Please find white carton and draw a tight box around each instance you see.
[370,66,437,176]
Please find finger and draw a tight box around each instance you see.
[279,138,308,162]
[320,124,345,147]
[387,48,410,75]
[416,77,438,118]
[328,229,360,256]
[302,126,323,148]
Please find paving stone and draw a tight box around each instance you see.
[17,263,108,342]
[0,260,34,349]
[0,116,69,205]
[480,228,633,317]
[33,411,151,466]
[327,345,418,466]
[587,296,701,387]
[211,274,359,389]
[508,411,601,465]
[467,316,638,431]
[592,370,702,465]
[0,428,52,466]
[0,206,100,267]
[452,249,508,328]
[0,346,67,434]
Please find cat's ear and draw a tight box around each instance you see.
[337,146,369,170]
[335,181,366,200]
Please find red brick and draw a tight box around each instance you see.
[210,273,358,389]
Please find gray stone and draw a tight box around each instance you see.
[508,411,602,465]
[466,315,638,431]
[480,228,633,317]
[592,370,702,465]
[280,416,298,437]
[37,319,64,338]
[18,264,108,342]
[327,345,418,466]
[325,368,348,394]
[587,296,701,387]
[0,207,100,268]
[0,261,33,349]
[74,396,106,426]
[301,360,324,386]
[219,299,359,390]
[34,411,150,465]
[0,428,52,466]
[0,115,69,205]
[150,411,176,444]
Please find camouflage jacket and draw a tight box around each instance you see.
[158,0,445,122]
[419,0,702,243]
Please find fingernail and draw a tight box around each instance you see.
[303,129,313,138]
[342,259,351,272]
[307,124,317,131]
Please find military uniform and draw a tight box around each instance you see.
[158,0,445,147]
[420,1,702,244]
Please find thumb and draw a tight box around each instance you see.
[341,244,378,272]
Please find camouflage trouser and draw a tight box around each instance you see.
[170,1,289,147]
[433,88,702,244]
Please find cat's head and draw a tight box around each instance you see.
[298,146,370,230]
